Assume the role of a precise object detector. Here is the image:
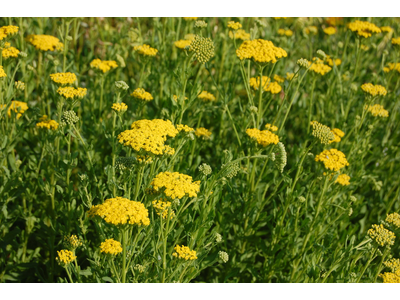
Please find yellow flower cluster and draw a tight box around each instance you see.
[367,224,396,247]
[229,29,250,41]
[64,235,83,249]
[131,88,153,102]
[278,29,293,37]
[152,199,175,220]
[176,124,194,133]
[2,44,19,59]
[310,121,335,144]
[56,249,76,265]
[173,245,198,260]
[330,128,345,143]
[137,155,153,164]
[189,35,215,64]
[360,83,387,97]
[381,26,393,33]
[111,102,128,112]
[380,272,400,283]
[87,197,150,226]
[265,123,278,132]
[90,59,118,73]
[227,21,242,30]
[57,87,87,99]
[195,127,212,139]
[383,62,400,73]
[273,74,285,83]
[392,37,400,45]
[36,115,59,130]
[236,39,287,64]
[365,104,389,117]
[172,95,188,102]
[380,257,400,282]
[150,172,200,199]
[335,174,350,186]
[315,149,349,172]
[305,26,318,35]
[323,27,336,35]
[198,91,216,101]
[246,128,279,147]
[174,39,192,49]
[0,66,6,78]
[249,76,282,94]
[308,58,332,75]
[26,34,63,51]
[118,119,178,155]
[50,72,77,85]
[286,72,297,81]
[1,100,28,119]
[348,20,381,38]
[386,213,400,229]
[134,44,158,57]
[0,25,19,40]
[183,17,198,21]
[326,56,341,67]
[100,238,123,255]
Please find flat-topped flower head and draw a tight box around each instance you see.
[273,74,285,83]
[26,34,63,51]
[330,128,345,143]
[88,197,150,226]
[1,100,28,119]
[174,39,192,49]
[265,123,278,132]
[277,29,293,37]
[0,66,6,78]
[50,72,77,85]
[323,27,336,35]
[57,86,87,99]
[56,249,76,266]
[246,128,279,147]
[392,37,400,46]
[227,21,242,30]
[198,91,216,102]
[249,76,282,94]
[173,245,197,260]
[229,29,250,41]
[149,171,200,199]
[36,115,59,130]
[386,213,400,229]
[100,239,123,255]
[236,39,287,64]
[195,127,212,139]
[131,88,153,102]
[384,62,400,73]
[380,272,400,283]
[308,58,332,75]
[152,199,175,220]
[0,25,19,41]
[111,102,128,113]
[365,104,389,117]
[189,35,215,64]
[348,20,381,38]
[2,43,20,59]
[315,149,349,172]
[134,44,158,57]
[90,59,118,73]
[335,174,350,186]
[310,121,335,144]
[381,26,393,33]
[176,124,194,133]
[367,224,395,247]
[361,83,387,97]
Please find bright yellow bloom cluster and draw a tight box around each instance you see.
[173,245,198,260]
[229,29,250,41]
[189,35,215,64]
[183,17,198,21]
[172,95,188,102]
[50,72,77,85]
[137,155,153,164]
[195,127,212,139]
[1,100,28,119]
[310,121,335,144]
[57,87,87,99]
[246,128,279,147]
[0,66,6,78]
[198,91,216,102]
[367,224,396,247]
[384,258,400,274]
[326,56,341,67]
[278,29,293,37]
[176,124,194,133]
[56,250,76,265]
[118,119,178,155]
[361,83,387,97]
[348,20,381,38]
[383,62,400,73]
[236,39,287,64]
[380,272,400,283]
[365,104,389,117]
[265,124,278,132]
[330,128,345,143]
[2,44,19,59]
[100,239,123,255]
[286,72,296,81]
[335,174,350,186]
[381,26,393,33]
[323,27,336,35]
[88,197,150,226]
[152,199,175,220]
[227,21,242,30]
[249,76,282,94]
[131,88,153,102]
[391,37,400,45]
[0,25,19,40]
[174,39,192,49]
[308,58,332,75]
[26,34,63,51]
[36,115,59,130]
[386,213,400,229]
[150,172,200,199]
[90,59,118,73]
[111,102,128,112]
[273,75,285,83]
[134,44,158,57]
[315,149,349,172]
[305,26,318,35]
[64,235,83,249]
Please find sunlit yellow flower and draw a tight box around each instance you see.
[236,39,287,64]
[195,127,212,139]
[131,88,153,102]
[227,21,242,30]
[348,20,381,38]
[26,34,63,51]
[198,91,216,102]
[90,59,118,73]
[246,128,279,147]
[134,44,158,57]
[323,27,336,35]
[249,76,282,94]
[0,100,28,119]
[50,72,77,85]
[315,149,349,172]
[173,245,197,260]
[367,224,395,247]
[150,172,200,199]
[361,83,387,97]
[56,250,76,266]
[335,174,350,186]
[365,104,389,117]
[36,115,59,130]
[100,239,123,255]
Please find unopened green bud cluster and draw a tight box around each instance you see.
[198,163,212,176]
[61,110,79,125]
[189,35,215,64]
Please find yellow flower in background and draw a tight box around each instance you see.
[50,72,77,85]
[1,100,28,119]
[324,27,336,35]
[229,29,250,41]
[195,127,212,139]
[131,88,153,102]
[308,58,332,75]
[150,171,200,199]
[386,213,400,229]
[265,123,278,132]
[57,87,87,99]
[361,83,387,97]
[367,224,395,247]
[2,43,20,59]
[249,76,282,94]
[384,62,400,73]
[152,199,175,220]
[173,245,198,260]
[36,115,59,130]
[348,20,381,38]
[64,235,83,250]
[391,37,400,45]
[380,272,400,283]
[0,25,19,40]
[183,17,198,21]
[227,21,242,30]
[198,91,216,102]
[365,104,389,117]
[111,102,128,112]
[176,124,194,133]
[246,128,279,147]
[26,34,63,51]
[335,174,350,186]
[330,128,345,143]
[381,26,393,33]
[100,239,123,255]
[90,58,118,73]
[236,39,287,64]
[0,66,6,78]
[278,29,293,37]
[326,56,341,67]
[315,149,349,172]
[273,75,285,83]
[56,250,76,266]
[174,39,191,49]
[134,44,158,57]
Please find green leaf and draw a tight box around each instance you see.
[56,185,64,194]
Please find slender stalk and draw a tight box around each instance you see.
[356,247,377,283]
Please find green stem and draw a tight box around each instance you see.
[356,247,377,283]
[121,228,127,283]
[307,77,317,133]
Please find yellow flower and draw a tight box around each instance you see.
[64,235,83,250]
[174,39,192,49]
[386,213,400,229]
[236,39,287,64]
[56,249,76,266]
[310,121,335,144]
[195,127,212,139]
[36,115,59,130]
[0,25,19,41]
[361,83,387,97]
[246,128,279,147]
[100,239,123,255]
[381,26,393,33]
[57,87,87,99]
[150,171,200,199]
[111,102,128,112]
[152,199,175,220]
[227,21,242,30]
[286,72,297,81]
[367,224,396,247]
[172,245,197,260]
[278,29,293,37]
[365,104,389,117]
[26,34,63,51]
[348,20,381,38]
[183,17,198,21]
[324,27,337,35]
[131,88,153,102]
[50,72,77,85]
[198,91,216,102]
[384,62,400,73]
[2,45,19,59]
[315,149,349,172]
[249,76,282,94]
[273,74,285,83]
[228,29,250,41]
[308,57,332,75]
[265,123,278,132]
[330,128,345,143]
[176,124,194,133]
[380,272,400,283]
[1,100,28,119]
[326,56,341,67]
[335,174,350,186]
[134,44,158,57]
[90,59,118,73]
[189,35,215,64]
[392,37,400,45]
[88,197,150,226]
[0,66,6,78]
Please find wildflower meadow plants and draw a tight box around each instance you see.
[1,17,400,283]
